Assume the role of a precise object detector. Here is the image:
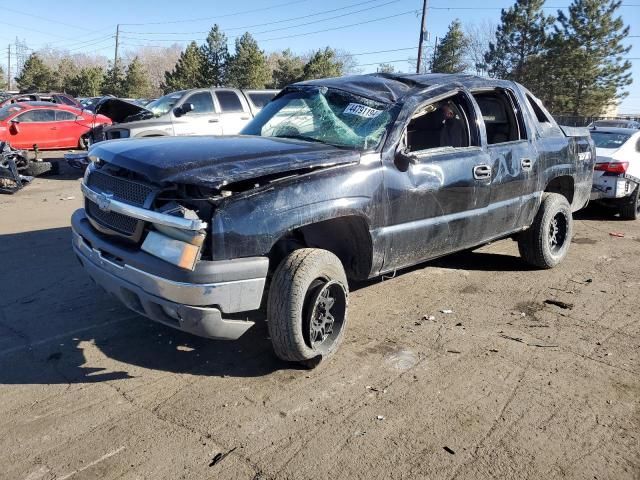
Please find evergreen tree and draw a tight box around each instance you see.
[548,0,632,115]
[200,25,229,87]
[226,33,270,89]
[53,57,78,92]
[431,20,469,73]
[271,49,304,88]
[484,0,554,89]
[301,47,343,80]
[162,41,206,93]
[102,63,125,96]
[0,66,6,90]
[123,57,152,98]
[15,53,54,91]
[67,67,104,97]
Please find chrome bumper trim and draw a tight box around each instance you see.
[81,181,208,231]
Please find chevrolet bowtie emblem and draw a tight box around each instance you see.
[96,192,114,212]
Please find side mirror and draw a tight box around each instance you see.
[394,148,418,171]
[178,103,194,116]
[9,120,19,134]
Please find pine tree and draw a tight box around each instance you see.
[123,57,152,98]
[162,41,206,93]
[271,49,304,88]
[52,57,78,92]
[484,0,554,89]
[301,47,343,80]
[431,20,469,73]
[200,25,229,87]
[102,63,125,96]
[67,67,104,97]
[15,53,54,91]
[548,0,632,115]
[226,33,270,89]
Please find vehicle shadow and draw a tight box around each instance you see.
[0,226,298,386]
[573,204,622,222]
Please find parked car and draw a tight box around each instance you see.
[0,102,111,150]
[93,88,279,141]
[587,119,640,129]
[0,92,81,109]
[71,73,594,367]
[589,126,640,219]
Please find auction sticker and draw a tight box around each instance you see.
[343,103,382,118]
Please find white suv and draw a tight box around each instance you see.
[98,88,278,140]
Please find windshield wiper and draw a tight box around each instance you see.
[274,134,326,144]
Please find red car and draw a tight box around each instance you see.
[0,101,111,150]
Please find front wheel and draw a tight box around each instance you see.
[619,186,640,220]
[518,193,573,269]
[267,248,348,368]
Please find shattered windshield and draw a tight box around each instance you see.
[146,91,185,117]
[241,87,399,150]
[591,131,632,149]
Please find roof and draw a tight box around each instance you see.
[589,127,640,135]
[295,73,518,104]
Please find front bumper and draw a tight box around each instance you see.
[71,209,268,340]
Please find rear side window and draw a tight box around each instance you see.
[525,94,552,124]
[216,91,244,112]
[55,110,76,121]
[247,92,276,109]
[57,95,78,106]
[472,89,527,144]
[183,91,214,113]
[17,109,55,122]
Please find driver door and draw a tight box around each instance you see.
[382,89,493,272]
[172,90,222,136]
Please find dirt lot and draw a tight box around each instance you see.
[1,154,639,480]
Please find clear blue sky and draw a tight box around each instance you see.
[1,0,638,112]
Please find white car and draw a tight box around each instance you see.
[590,127,640,219]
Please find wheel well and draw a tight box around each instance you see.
[269,216,373,281]
[545,176,574,205]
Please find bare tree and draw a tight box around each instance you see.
[464,20,496,76]
[123,45,182,96]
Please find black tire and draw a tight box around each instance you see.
[267,248,349,368]
[619,187,640,220]
[518,193,573,269]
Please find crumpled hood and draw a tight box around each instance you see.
[89,135,360,189]
[94,97,152,123]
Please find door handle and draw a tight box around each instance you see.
[208,119,219,123]
[50,127,57,130]
[521,158,532,170]
[241,116,250,120]
[473,164,492,180]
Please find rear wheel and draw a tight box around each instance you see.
[518,193,573,269]
[619,187,640,220]
[267,248,348,368]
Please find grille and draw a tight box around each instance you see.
[86,199,139,235]
[87,170,152,206]
[85,169,154,239]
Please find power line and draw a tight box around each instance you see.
[119,0,312,26]
[121,0,396,35]
[124,0,402,39]
[0,6,104,33]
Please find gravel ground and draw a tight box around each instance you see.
[0,154,638,480]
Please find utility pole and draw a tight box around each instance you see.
[114,24,120,71]
[7,44,11,91]
[416,0,428,74]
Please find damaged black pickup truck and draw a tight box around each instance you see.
[71,73,595,367]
